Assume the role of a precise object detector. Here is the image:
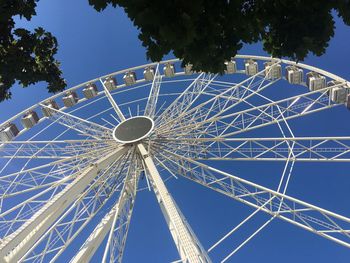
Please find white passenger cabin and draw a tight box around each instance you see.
[328,80,349,104]
[307,72,326,91]
[143,67,155,81]
[123,72,137,86]
[62,91,79,107]
[184,64,194,75]
[163,63,175,77]
[83,83,98,99]
[21,110,39,129]
[104,77,117,91]
[244,60,258,76]
[285,66,303,84]
[225,60,237,74]
[0,123,19,141]
[42,99,59,117]
[264,61,282,79]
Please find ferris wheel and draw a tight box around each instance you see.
[0,54,350,262]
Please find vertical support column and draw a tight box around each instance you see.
[145,63,162,118]
[0,147,127,263]
[71,154,140,263]
[137,144,211,263]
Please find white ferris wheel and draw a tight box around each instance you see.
[0,55,350,262]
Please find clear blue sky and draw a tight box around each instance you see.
[1,1,350,262]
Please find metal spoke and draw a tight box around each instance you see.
[152,136,350,162]
[138,144,211,263]
[157,84,343,139]
[0,140,114,159]
[156,149,350,249]
[102,152,141,263]
[70,151,140,263]
[221,216,275,263]
[40,103,113,140]
[145,63,162,118]
[22,151,132,262]
[208,142,295,255]
[0,147,128,262]
[156,73,217,128]
[100,79,126,122]
[1,56,350,261]
[0,147,115,205]
[156,62,280,135]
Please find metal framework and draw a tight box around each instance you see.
[0,55,350,262]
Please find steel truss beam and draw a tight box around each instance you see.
[71,151,140,263]
[0,147,128,262]
[156,73,217,128]
[145,64,162,118]
[101,79,126,122]
[1,55,349,261]
[102,153,141,263]
[21,152,131,262]
[0,146,114,205]
[158,84,343,139]
[138,144,211,263]
[157,150,350,249]
[153,136,350,162]
[41,104,113,140]
[0,140,114,159]
[156,62,280,135]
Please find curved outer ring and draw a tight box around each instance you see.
[112,116,155,144]
[1,55,349,138]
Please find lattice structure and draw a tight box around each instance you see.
[0,56,350,262]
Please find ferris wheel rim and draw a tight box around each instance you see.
[1,54,350,262]
[1,54,349,136]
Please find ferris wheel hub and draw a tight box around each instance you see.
[112,116,154,144]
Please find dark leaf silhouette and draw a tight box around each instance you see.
[0,0,66,101]
[89,0,350,73]
[1,0,349,101]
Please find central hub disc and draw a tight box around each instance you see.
[113,116,154,144]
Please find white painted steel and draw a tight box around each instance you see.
[71,152,140,263]
[100,79,126,122]
[156,149,350,249]
[144,63,162,118]
[0,147,127,262]
[137,144,211,263]
[21,154,130,262]
[1,54,350,262]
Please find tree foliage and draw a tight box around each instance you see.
[1,1,350,102]
[0,0,66,102]
[89,0,350,73]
